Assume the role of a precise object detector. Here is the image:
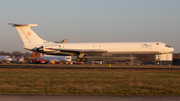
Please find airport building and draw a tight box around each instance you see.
[155,53,173,66]
[85,53,173,66]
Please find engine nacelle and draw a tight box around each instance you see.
[36,46,56,52]
[36,46,44,52]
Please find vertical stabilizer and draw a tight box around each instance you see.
[9,23,50,46]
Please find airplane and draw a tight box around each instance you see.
[55,38,67,43]
[0,55,12,63]
[40,54,71,64]
[31,52,71,64]
[9,23,174,62]
[32,51,71,64]
[11,55,25,62]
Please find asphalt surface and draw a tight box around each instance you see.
[1,94,180,101]
[0,65,180,101]
[0,64,180,70]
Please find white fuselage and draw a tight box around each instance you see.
[9,23,175,59]
[40,55,71,62]
[11,57,24,62]
[0,56,12,61]
[23,42,174,56]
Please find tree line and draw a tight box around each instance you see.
[0,51,32,59]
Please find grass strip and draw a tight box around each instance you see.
[0,68,180,95]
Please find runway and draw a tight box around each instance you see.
[0,64,180,70]
[1,94,180,101]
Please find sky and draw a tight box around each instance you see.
[0,0,180,53]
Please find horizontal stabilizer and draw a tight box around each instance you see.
[8,23,38,27]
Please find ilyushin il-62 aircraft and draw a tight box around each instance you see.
[9,23,174,62]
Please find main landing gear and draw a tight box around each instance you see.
[76,57,88,62]
[76,54,88,62]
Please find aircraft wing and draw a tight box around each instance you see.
[46,48,107,54]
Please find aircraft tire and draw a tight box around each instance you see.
[76,58,82,62]
[82,58,88,62]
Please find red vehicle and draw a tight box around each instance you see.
[33,59,48,64]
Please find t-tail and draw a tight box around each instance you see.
[8,23,51,46]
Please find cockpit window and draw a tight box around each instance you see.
[165,45,171,48]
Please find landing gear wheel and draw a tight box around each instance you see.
[82,58,88,62]
[76,58,82,62]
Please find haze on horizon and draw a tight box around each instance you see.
[0,0,180,53]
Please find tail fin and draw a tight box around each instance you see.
[8,23,50,46]
[21,55,25,59]
[60,38,67,43]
